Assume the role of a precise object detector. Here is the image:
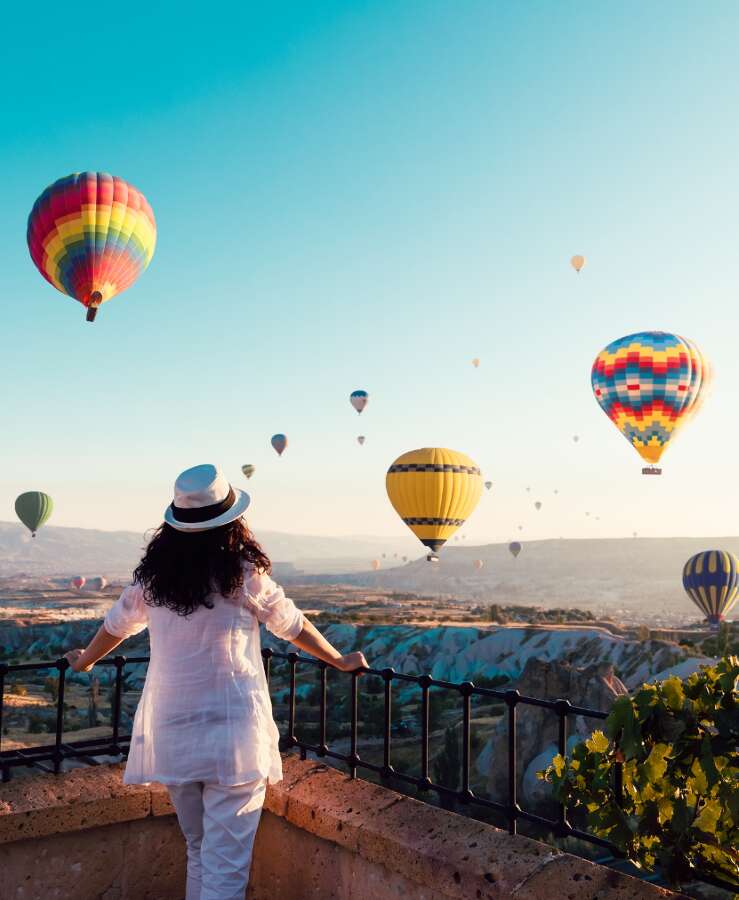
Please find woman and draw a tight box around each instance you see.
[65,464,368,900]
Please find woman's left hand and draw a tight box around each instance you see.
[64,649,93,672]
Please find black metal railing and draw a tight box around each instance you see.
[1,650,736,894]
[261,648,614,847]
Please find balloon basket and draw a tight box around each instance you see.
[86,306,99,322]
[427,553,439,563]
[641,466,661,476]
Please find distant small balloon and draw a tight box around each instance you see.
[534,501,542,511]
[350,390,369,414]
[241,464,256,479]
[573,435,580,443]
[89,576,107,591]
[271,434,287,456]
[484,481,492,491]
[553,489,559,495]
[509,541,522,558]
[15,491,53,537]
[570,255,586,273]
[371,559,381,571]
[402,555,408,562]
[357,435,366,446]
[471,358,480,368]
[518,525,523,531]
[526,486,531,492]
[474,559,484,571]
[71,576,85,591]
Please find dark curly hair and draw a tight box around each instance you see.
[133,518,271,616]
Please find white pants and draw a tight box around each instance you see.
[168,778,267,900]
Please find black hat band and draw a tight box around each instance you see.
[170,486,236,523]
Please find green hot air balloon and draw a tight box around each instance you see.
[15,491,53,537]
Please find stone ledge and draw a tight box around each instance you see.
[0,755,683,899]
[267,755,682,899]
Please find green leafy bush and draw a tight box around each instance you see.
[539,657,738,888]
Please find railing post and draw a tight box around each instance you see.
[261,647,272,684]
[287,652,298,749]
[349,671,359,779]
[460,682,473,803]
[318,662,328,756]
[111,656,126,754]
[419,675,432,791]
[382,667,395,778]
[554,699,571,833]
[505,689,520,834]
[0,661,8,783]
[54,658,68,774]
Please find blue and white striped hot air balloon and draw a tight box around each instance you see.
[682,550,739,628]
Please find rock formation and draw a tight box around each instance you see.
[480,657,628,810]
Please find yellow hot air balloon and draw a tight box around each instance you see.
[570,255,586,273]
[471,358,480,368]
[386,448,482,560]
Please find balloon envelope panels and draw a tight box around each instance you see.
[27,172,156,322]
[386,448,482,559]
[591,332,708,474]
[15,491,53,536]
[682,550,739,628]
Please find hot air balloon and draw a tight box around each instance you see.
[517,525,523,531]
[15,492,53,537]
[402,556,408,562]
[553,489,559,495]
[509,541,522,558]
[632,531,638,538]
[471,358,480,368]
[526,486,531,493]
[474,559,484,571]
[386,448,482,561]
[371,559,381,571]
[271,434,287,456]
[350,390,369,414]
[484,481,492,491]
[682,550,739,628]
[534,501,542,511]
[357,436,366,446]
[570,255,586,273]
[382,553,387,558]
[89,576,108,591]
[27,173,156,322]
[241,464,256,479]
[591,332,708,475]
[573,435,580,443]
[71,576,85,591]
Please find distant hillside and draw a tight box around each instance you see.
[0,521,418,577]
[285,537,739,625]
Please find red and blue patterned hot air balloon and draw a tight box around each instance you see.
[591,332,708,474]
[27,172,156,322]
[682,550,739,628]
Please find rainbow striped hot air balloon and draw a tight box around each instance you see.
[27,172,156,322]
[682,550,739,628]
[591,332,708,474]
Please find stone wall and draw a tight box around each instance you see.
[0,756,683,899]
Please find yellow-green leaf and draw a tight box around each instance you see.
[642,743,671,784]
[586,730,610,754]
[551,754,565,777]
[693,799,721,835]
[661,676,685,712]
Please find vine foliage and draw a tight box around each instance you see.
[539,657,738,888]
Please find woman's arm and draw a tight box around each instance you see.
[64,625,125,672]
[290,618,368,672]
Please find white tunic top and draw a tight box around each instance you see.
[103,568,305,786]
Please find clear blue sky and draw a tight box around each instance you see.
[1,1,738,542]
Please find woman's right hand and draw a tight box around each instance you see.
[333,651,368,673]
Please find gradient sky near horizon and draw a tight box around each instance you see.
[1,1,739,543]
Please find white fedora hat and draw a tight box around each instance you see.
[163,464,250,532]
